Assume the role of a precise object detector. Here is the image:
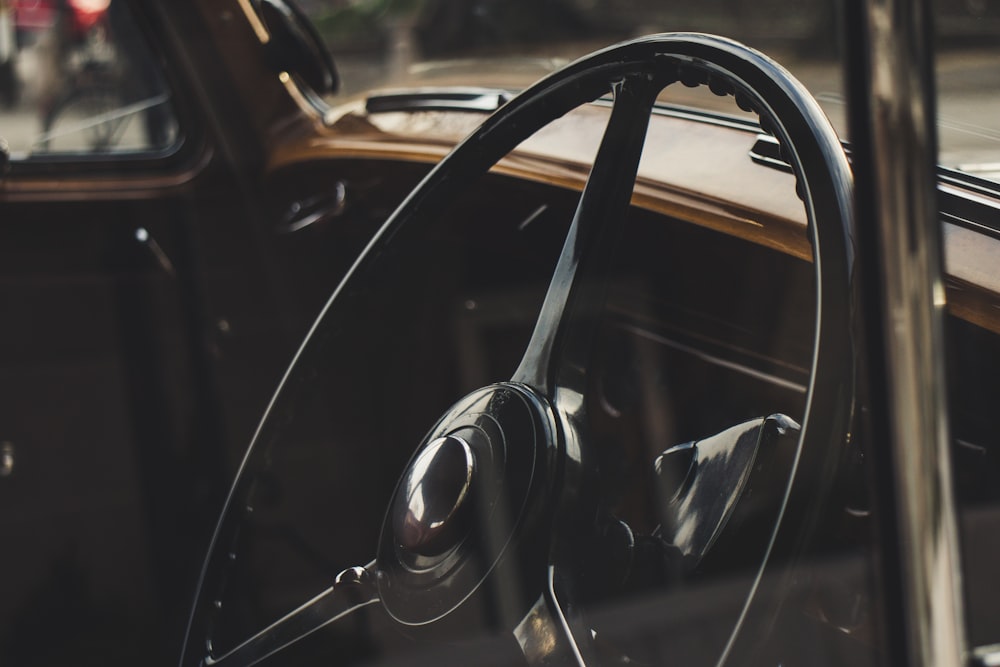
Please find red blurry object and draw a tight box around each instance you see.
[67,0,109,35]
[12,0,56,31]
[13,0,108,35]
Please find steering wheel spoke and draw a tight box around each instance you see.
[205,565,377,667]
[512,74,662,399]
[515,565,595,667]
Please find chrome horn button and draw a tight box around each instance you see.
[376,383,556,626]
[392,435,475,557]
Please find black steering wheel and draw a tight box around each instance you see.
[181,33,855,667]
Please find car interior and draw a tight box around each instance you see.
[1,1,999,666]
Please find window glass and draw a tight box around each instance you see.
[0,0,178,158]
[300,0,1000,185]
[935,8,1000,182]
[302,1,847,143]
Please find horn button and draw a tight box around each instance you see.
[392,434,476,558]
[377,384,556,626]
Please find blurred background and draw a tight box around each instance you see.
[1,0,998,174]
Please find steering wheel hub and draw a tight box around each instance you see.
[392,434,476,557]
[376,383,558,626]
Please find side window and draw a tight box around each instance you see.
[0,0,178,158]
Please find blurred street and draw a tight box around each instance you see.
[2,21,998,175]
[1,28,150,155]
[330,43,1000,177]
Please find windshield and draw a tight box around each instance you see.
[302,0,1000,183]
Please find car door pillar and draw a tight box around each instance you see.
[843,0,968,665]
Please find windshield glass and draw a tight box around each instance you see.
[302,0,1000,183]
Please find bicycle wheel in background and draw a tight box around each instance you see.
[38,83,130,153]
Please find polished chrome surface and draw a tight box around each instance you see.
[276,181,347,234]
[850,0,967,664]
[375,384,550,626]
[365,88,513,114]
[392,435,475,557]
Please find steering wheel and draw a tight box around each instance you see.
[181,33,855,667]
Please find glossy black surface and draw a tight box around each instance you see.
[377,383,553,627]
[391,435,475,557]
[206,565,377,666]
[656,414,800,566]
[255,0,339,95]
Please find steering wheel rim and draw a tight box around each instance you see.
[181,32,855,667]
